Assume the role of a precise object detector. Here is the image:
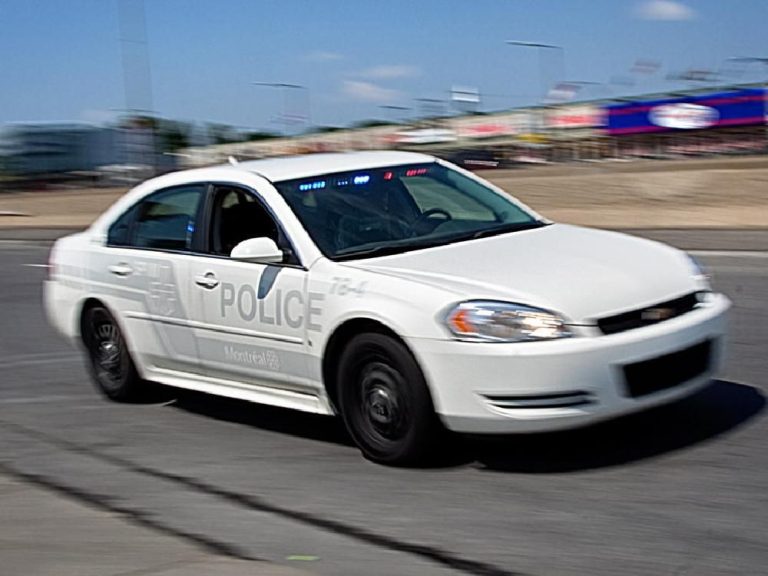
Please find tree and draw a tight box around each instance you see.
[351,119,393,129]
[120,114,158,131]
[243,131,280,142]
[207,123,242,145]
[157,120,190,152]
[303,125,344,135]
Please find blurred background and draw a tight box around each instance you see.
[1,3,767,575]
[0,0,765,188]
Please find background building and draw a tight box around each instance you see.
[1,83,764,179]
[0,124,122,175]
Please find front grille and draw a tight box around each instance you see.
[622,339,712,398]
[598,292,700,335]
[483,391,593,410]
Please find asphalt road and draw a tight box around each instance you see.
[0,241,766,576]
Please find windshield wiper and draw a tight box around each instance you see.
[334,221,549,261]
[335,238,448,261]
[470,221,548,240]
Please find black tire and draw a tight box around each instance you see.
[338,333,441,465]
[82,305,143,402]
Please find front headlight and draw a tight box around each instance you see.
[444,301,572,343]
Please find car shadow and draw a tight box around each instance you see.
[161,386,355,446]
[467,380,765,473]
[162,379,764,471]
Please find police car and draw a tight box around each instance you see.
[44,151,730,464]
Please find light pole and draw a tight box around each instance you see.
[506,41,565,161]
[118,0,157,172]
[505,40,565,103]
[379,105,411,124]
[722,57,768,81]
[118,0,154,116]
[545,80,604,104]
[415,98,447,123]
[252,82,311,134]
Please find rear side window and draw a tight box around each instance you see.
[107,185,205,251]
[107,206,136,246]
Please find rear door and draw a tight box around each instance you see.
[89,183,206,375]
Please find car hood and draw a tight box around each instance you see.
[343,224,699,323]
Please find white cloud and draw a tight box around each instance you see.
[342,81,401,103]
[360,65,421,79]
[634,0,696,20]
[306,50,344,62]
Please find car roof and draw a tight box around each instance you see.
[228,150,435,182]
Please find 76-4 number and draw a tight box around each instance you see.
[330,277,367,297]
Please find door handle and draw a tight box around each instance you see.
[194,273,220,289]
[108,263,133,277]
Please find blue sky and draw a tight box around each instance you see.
[0,0,766,132]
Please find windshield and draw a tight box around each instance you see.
[273,162,546,261]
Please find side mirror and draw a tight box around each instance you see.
[230,237,283,263]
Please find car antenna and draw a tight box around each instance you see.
[228,156,239,166]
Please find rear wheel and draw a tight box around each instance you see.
[83,305,143,401]
[338,333,441,465]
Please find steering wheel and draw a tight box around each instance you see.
[417,208,452,224]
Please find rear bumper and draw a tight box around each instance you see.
[409,293,730,434]
[43,279,81,344]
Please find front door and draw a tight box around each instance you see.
[187,185,319,400]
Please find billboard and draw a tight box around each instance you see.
[452,111,531,139]
[605,88,766,136]
[545,105,605,129]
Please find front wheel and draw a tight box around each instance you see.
[83,305,143,402]
[338,333,441,465]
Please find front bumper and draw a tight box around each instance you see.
[409,293,730,434]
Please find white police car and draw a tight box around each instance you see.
[44,151,730,464]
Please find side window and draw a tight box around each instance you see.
[209,186,297,265]
[132,185,204,251]
[107,205,137,247]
